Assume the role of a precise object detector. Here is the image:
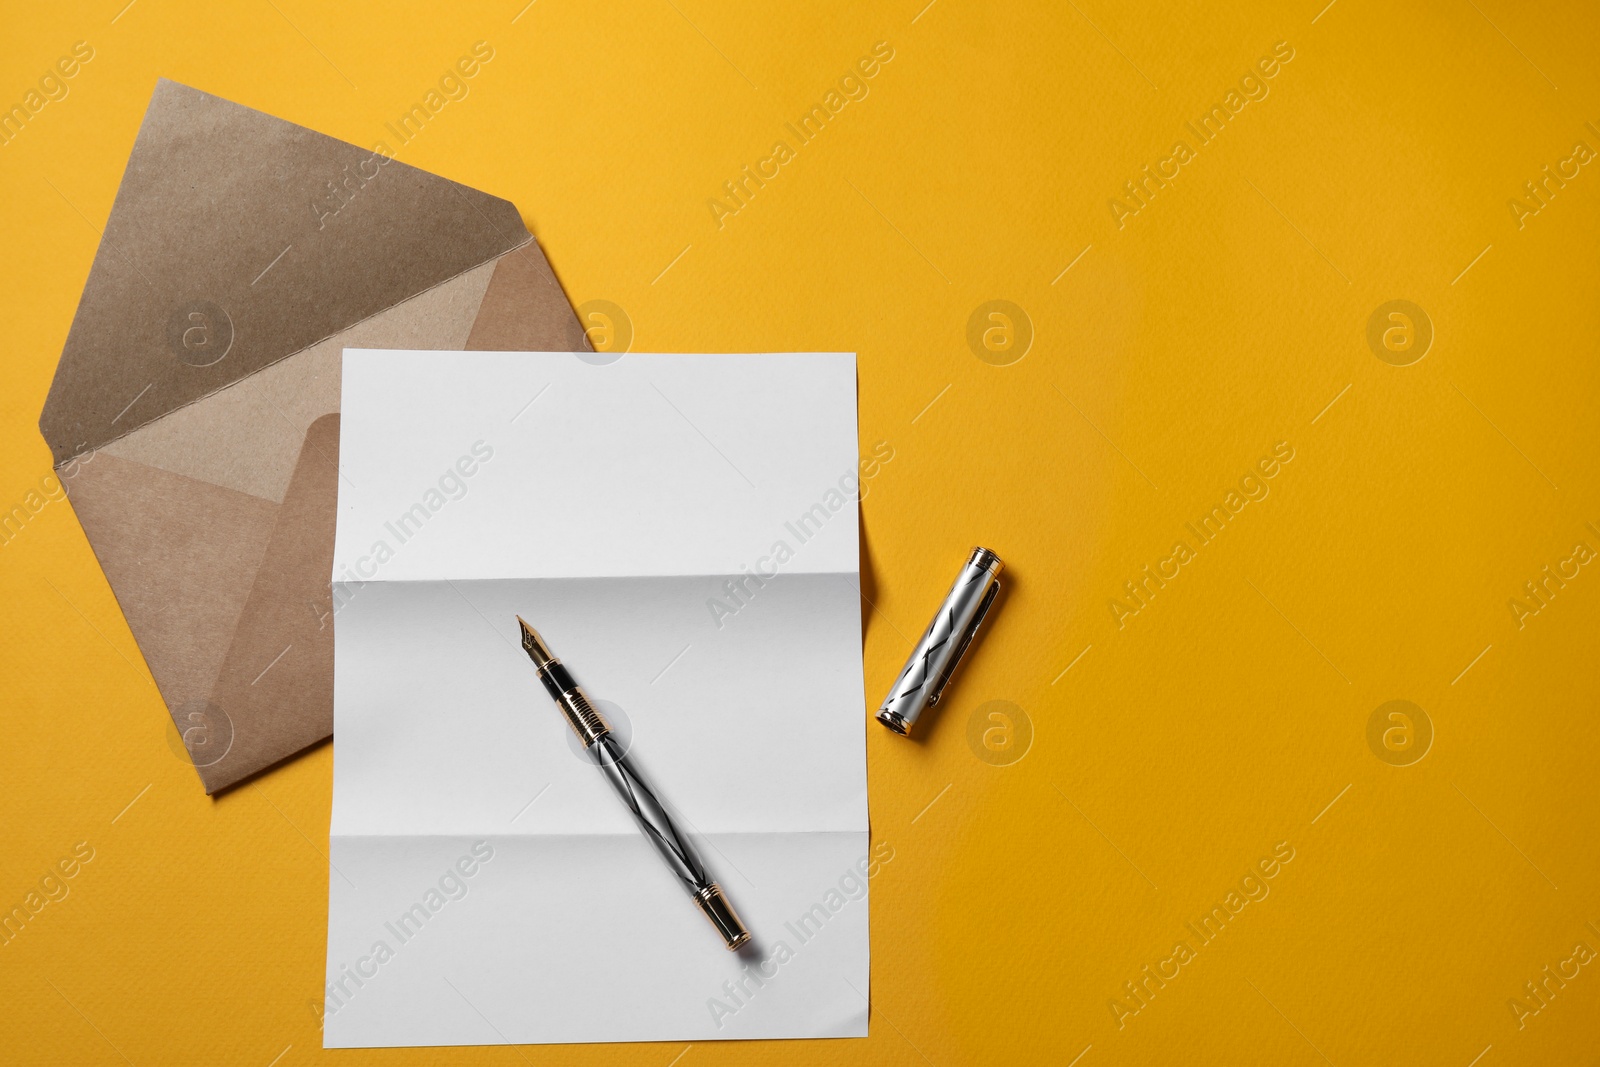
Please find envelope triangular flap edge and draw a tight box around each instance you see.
[38,78,532,468]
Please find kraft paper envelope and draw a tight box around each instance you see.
[37,80,589,793]
[325,351,869,1045]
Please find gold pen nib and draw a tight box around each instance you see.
[516,615,556,668]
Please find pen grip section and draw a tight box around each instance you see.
[537,661,579,702]
[556,686,610,747]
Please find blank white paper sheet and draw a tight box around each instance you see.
[324,351,869,1047]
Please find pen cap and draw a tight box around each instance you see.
[875,547,1003,737]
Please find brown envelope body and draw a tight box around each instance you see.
[39,80,590,793]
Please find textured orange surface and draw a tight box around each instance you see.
[2,1,1598,1064]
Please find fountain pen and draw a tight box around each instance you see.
[516,617,750,950]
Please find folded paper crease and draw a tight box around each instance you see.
[326,351,868,1045]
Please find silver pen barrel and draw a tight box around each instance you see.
[875,547,1003,737]
[517,617,750,950]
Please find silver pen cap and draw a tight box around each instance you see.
[875,547,1003,737]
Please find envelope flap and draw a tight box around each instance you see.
[39,79,530,466]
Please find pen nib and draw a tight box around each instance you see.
[516,615,555,667]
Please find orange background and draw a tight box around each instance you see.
[3,1,1598,1064]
